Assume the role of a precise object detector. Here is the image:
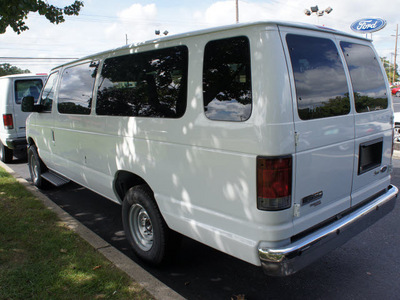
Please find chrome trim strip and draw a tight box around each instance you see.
[258,184,398,276]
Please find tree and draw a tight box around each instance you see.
[0,63,30,76]
[0,0,84,34]
[381,57,399,85]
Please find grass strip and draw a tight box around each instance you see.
[0,167,153,299]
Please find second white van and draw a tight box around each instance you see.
[0,73,46,162]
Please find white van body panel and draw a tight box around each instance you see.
[25,22,397,273]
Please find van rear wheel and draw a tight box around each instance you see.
[0,142,13,163]
[122,185,169,265]
[27,145,47,189]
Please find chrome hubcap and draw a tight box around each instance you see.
[129,204,153,251]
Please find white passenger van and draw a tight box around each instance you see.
[22,21,398,276]
[0,73,46,162]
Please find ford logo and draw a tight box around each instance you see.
[350,18,387,33]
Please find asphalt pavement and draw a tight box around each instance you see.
[3,149,400,300]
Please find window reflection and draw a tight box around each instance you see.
[340,42,387,113]
[40,72,59,112]
[287,34,350,120]
[58,62,98,115]
[96,46,188,118]
[203,36,252,122]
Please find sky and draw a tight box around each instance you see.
[0,0,399,74]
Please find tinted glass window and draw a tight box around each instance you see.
[340,42,388,113]
[14,79,43,104]
[40,72,59,112]
[58,62,98,115]
[96,46,188,118]
[203,36,252,121]
[286,34,350,120]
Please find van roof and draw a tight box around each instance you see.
[51,20,368,71]
[0,73,47,79]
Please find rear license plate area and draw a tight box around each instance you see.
[358,138,383,175]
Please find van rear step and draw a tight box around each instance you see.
[41,171,69,187]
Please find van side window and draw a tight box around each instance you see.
[58,61,98,115]
[203,36,252,121]
[340,42,388,113]
[14,79,43,104]
[96,46,188,118]
[286,34,350,120]
[40,72,59,112]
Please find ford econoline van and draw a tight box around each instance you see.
[0,74,46,162]
[22,21,398,276]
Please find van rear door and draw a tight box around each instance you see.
[280,28,355,234]
[339,40,393,206]
[13,77,44,138]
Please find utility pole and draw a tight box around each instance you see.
[394,24,398,84]
[235,0,239,23]
[390,53,393,84]
[125,34,128,45]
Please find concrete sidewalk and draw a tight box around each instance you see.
[0,161,184,300]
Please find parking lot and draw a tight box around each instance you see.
[5,149,400,299]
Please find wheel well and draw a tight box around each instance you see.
[114,171,150,202]
[27,137,36,147]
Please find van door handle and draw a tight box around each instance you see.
[51,130,55,143]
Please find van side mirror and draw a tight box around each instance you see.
[21,96,42,112]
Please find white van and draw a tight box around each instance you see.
[0,73,46,162]
[23,21,398,276]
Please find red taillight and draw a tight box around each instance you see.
[257,156,292,211]
[3,114,13,130]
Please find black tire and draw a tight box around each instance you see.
[27,144,48,189]
[122,185,171,265]
[0,141,13,163]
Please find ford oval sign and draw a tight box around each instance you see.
[350,18,387,33]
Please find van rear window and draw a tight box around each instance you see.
[96,46,188,118]
[286,34,350,120]
[340,42,388,113]
[14,79,43,104]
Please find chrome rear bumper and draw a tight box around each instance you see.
[258,184,398,276]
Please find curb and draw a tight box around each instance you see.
[0,161,184,300]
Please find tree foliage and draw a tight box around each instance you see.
[0,0,84,34]
[381,57,399,84]
[0,63,30,76]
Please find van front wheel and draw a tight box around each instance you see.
[0,142,13,163]
[122,185,168,265]
[27,145,47,189]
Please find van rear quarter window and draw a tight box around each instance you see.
[96,46,188,118]
[58,62,98,115]
[340,42,388,113]
[286,34,350,120]
[14,79,43,104]
[203,36,252,122]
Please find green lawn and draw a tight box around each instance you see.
[0,167,153,299]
